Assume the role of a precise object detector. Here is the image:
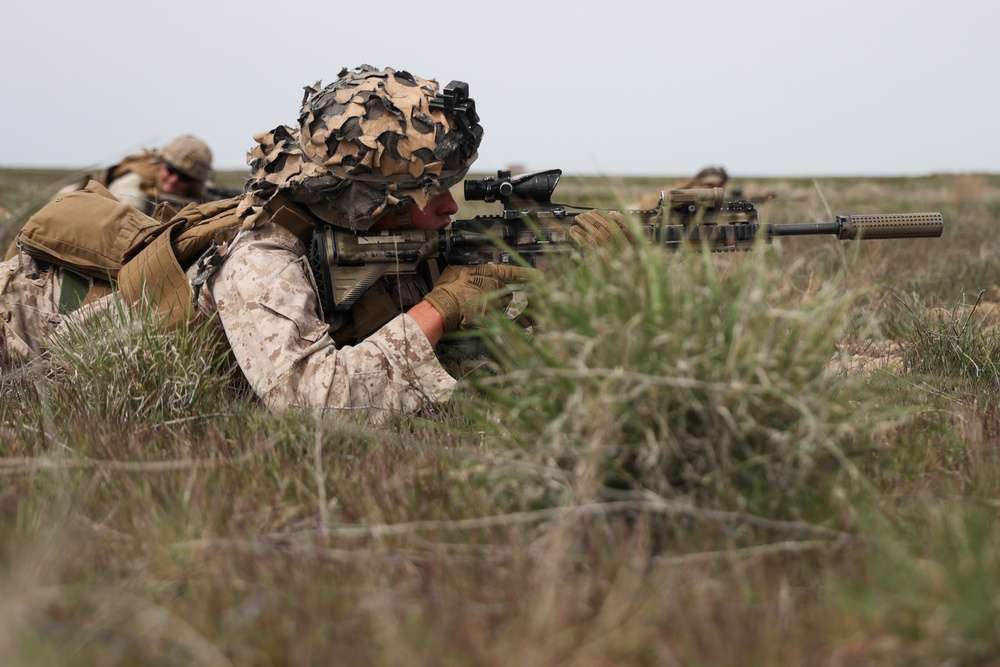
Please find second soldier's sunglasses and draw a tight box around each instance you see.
[165,163,195,183]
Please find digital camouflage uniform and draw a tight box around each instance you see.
[1,66,481,427]
[0,67,622,424]
[182,66,483,422]
[192,215,455,420]
[0,255,65,364]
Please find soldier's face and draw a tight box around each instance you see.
[374,190,458,231]
[159,162,195,196]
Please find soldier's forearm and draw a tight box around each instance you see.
[407,300,446,347]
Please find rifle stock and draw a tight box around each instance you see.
[309,168,944,311]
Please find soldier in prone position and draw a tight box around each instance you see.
[56,134,218,215]
[2,134,227,263]
[0,65,629,423]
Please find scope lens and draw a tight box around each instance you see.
[464,179,490,201]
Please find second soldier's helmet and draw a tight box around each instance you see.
[692,166,728,188]
[240,65,484,231]
[161,134,213,183]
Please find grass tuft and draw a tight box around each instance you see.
[463,227,901,519]
[41,296,241,425]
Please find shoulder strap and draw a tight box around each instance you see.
[117,196,315,329]
[117,198,243,327]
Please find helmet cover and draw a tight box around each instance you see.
[239,65,483,231]
[161,134,213,182]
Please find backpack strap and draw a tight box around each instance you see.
[116,196,314,329]
[117,199,242,327]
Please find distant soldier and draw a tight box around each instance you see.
[4,135,226,262]
[55,134,218,215]
[673,166,728,191]
[637,166,729,211]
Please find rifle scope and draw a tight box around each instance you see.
[464,169,562,207]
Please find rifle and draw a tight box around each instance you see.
[309,168,944,312]
[204,183,243,200]
[149,184,244,217]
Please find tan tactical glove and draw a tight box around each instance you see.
[569,210,633,251]
[424,264,542,332]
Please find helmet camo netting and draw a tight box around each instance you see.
[238,65,483,231]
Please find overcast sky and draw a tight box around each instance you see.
[1,0,995,178]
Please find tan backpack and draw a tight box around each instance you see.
[11,180,164,281]
[117,196,243,325]
[11,180,243,324]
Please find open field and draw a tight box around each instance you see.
[3,167,1000,665]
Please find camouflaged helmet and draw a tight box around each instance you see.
[161,134,213,183]
[240,64,483,231]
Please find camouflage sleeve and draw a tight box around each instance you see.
[0,255,64,364]
[204,224,456,423]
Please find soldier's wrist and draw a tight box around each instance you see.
[408,300,448,345]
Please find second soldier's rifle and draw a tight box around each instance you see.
[309,168,944,312]
[205,184,243,200]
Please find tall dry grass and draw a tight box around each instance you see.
[462,231,898,521]
[1,170,1000,664]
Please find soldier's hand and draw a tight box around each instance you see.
[424,264,542,332]
[569,210,633,251]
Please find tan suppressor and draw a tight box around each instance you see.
[773,213,944,240]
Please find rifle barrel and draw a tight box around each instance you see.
[771,222,841,237]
